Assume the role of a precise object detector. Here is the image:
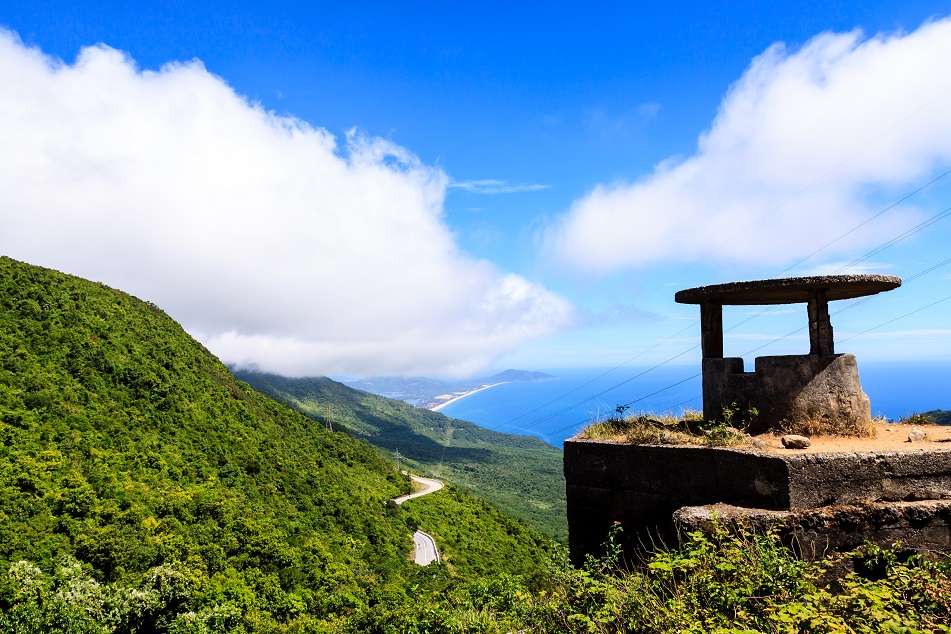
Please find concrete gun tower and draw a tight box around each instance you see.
[565,273,951,567]
[674,274,901,433]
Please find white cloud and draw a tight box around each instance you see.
[449,179,550,194]
[0,31,573,377]
[583,102,661,136]
[548,18,951,274]
[637,102,661,120]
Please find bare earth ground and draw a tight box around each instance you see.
[752,421,951,454]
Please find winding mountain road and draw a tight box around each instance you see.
[392,474,444,566]
[392,475,444,505]
[412,530,440,566]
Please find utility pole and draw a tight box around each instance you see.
[326,405,333,432]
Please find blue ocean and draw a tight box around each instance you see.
[438,361,951,448]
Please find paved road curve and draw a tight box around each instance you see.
[392,475,444,505]
[391,474,444,565]
[412,530,440,565]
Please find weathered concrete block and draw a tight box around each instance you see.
[564,439,951,564]
[673,500,951,560]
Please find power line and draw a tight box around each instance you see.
[501,321,698,427]
[527,82,951,369]
[537,257,951,440]
[509,303,781,432]
[838,294,951,345]
[507,344,701,434]
[836,205,951,272]
[503,83,951,429]
[505,172,951,435]
[774,169,951,277]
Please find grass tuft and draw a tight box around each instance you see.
[777,412,877,438]
[580,410,749,447]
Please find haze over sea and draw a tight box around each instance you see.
[438,361,951,448]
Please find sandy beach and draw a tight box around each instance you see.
[430,382,509,411]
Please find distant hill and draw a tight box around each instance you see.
[0,255,551,630]
[235,371,568,541]
[485,369,555,383]
[339,375,450,399]
[342,368,555,407]
[923,409,951,425]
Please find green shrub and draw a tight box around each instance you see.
[900,412,937,426]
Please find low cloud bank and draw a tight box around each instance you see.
[548,18,951,274]
[0,31,573,377]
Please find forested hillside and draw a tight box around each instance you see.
[924,409,951,425]
[5,253,945,634]
[0,256,551,632]
[234,371,567,540]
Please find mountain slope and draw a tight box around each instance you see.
[0,255,551,631]
[924,409,951,425]
[234,371,568,541]
[341,369,554,405]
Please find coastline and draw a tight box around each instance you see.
[430,382,509,411]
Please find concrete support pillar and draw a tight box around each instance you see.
[807,290,834,356]
[700,301,723,359]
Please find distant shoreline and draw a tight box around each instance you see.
[430,382,509,411]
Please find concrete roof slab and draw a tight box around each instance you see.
[675,274,901,305]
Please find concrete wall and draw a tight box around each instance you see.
[702,353,871,433]
[564,439,951,564]
[564,440,790,564]
[674,501,951,562]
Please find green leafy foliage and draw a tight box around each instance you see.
[5,254,949,631]
[357,526,951,633]
[235,371,568,541]
[0,256,428,629]
[900,412,937,426]
[399,485,551,580]
[0,255,551,630]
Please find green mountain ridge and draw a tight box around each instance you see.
[233,371,568,541]
[923,409,951,425]
[340,369,554,403]
[2,259,949,633]
[0,255,551,631]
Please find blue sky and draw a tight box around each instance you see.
[1,1,949,377]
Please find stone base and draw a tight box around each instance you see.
[564,439,951,565]
[673,500,951,560]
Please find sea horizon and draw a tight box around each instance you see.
[436,360,951,448]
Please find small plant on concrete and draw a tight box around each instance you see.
[713,401,759,432]
[720,401,739,427]
[700,421,747,447]
[606,404,630,425]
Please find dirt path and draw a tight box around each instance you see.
[753,421,951,453]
